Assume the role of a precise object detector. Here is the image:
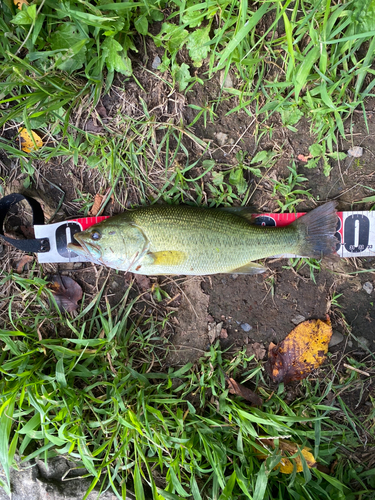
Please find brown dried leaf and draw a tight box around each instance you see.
[227,378,262,406]
[266,317,332,384]
[16,255,33,273]
[297,153,313,162]
[247,342,266,360]
[48,275,83,313]
[89,193,104,216]
[133,273,151,292]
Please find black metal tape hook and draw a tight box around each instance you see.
[0,193,50,253]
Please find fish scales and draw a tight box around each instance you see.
[128,206,299,274]
[68,203,338,276]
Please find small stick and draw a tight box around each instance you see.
[343,363,370,377]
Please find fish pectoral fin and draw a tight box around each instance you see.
[148,250,187,266]
[230,262,267,274]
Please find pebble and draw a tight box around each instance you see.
[152,55,161,69]
[357,336,370,349]
[329,330,344,348]
[347,146,363,158]
[363,281,373,294]
[216,132,228,147]
[231,274,239,279]
[291,314,306,326]
[240,323,252,332]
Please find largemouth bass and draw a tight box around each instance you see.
[67,203,338,275]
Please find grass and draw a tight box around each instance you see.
[1,0,375,498]
[0,271,374,499]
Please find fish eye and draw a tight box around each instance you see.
[91,231,101,241]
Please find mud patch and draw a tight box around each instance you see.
[167,278,209,366]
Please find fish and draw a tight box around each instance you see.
[67,202,338,276]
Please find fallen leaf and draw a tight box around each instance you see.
[89,193,104,216]
[48,275,83,313]
[16,255,34,273]
[133,273,151,292]
[20,225,35,239]
[208,322,223,344]
[19,127,43,153]
[347,146,363,158]
[227,378,262,406]
[256,439,316,474]
[266,317,332,384]
[246,342,266,360]
[14,0,29,9]
[297,153,313,162]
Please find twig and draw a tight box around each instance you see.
[343,363,370,377]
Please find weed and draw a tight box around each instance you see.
[272,162,312,213]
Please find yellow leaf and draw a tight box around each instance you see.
[256,439,317,475]
[19,128,43,153]
[14,0,29,9]
[266,316,332,383]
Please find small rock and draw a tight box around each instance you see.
[216,132,228,147]
[220,328,228,339]
[291,315,306,326]
[152,55,161,69]
[347,146,363,158]
[329,330,344,348]
[348,340,353,347]
[363,281,373,294]
[357,336,370,349]
[231,274,239,280]
[240,323,252,332]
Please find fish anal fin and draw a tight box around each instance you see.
[230,262,267,274]
[148,250,187,266]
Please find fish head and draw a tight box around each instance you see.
[67,218,148,270]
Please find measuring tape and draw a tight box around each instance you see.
[1,194,374,263]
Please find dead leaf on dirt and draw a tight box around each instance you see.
[256,439,316,474]
[227,378,262,406]
[89,193,104,216]
[208,322,223,344]
[20,225,35,239]
[96,104,108,118]
[14,0,28,9]
[133,273,151,292]
[266,317,332,384]
[19,127,43,153]
[48,275,83,313]
[297,153,313,162]
[246,342,266,360]
[16,255,34,273]
[347,146,363,158]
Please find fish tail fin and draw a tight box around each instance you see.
[294,202,338,258]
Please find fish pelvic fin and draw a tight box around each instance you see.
[294,201,339,259]
[230,262,267,274]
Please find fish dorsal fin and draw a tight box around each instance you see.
[230,262,267,274]
[218,206,256,222]
[148,250,187,266]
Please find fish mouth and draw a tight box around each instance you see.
[67,234,102,261]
